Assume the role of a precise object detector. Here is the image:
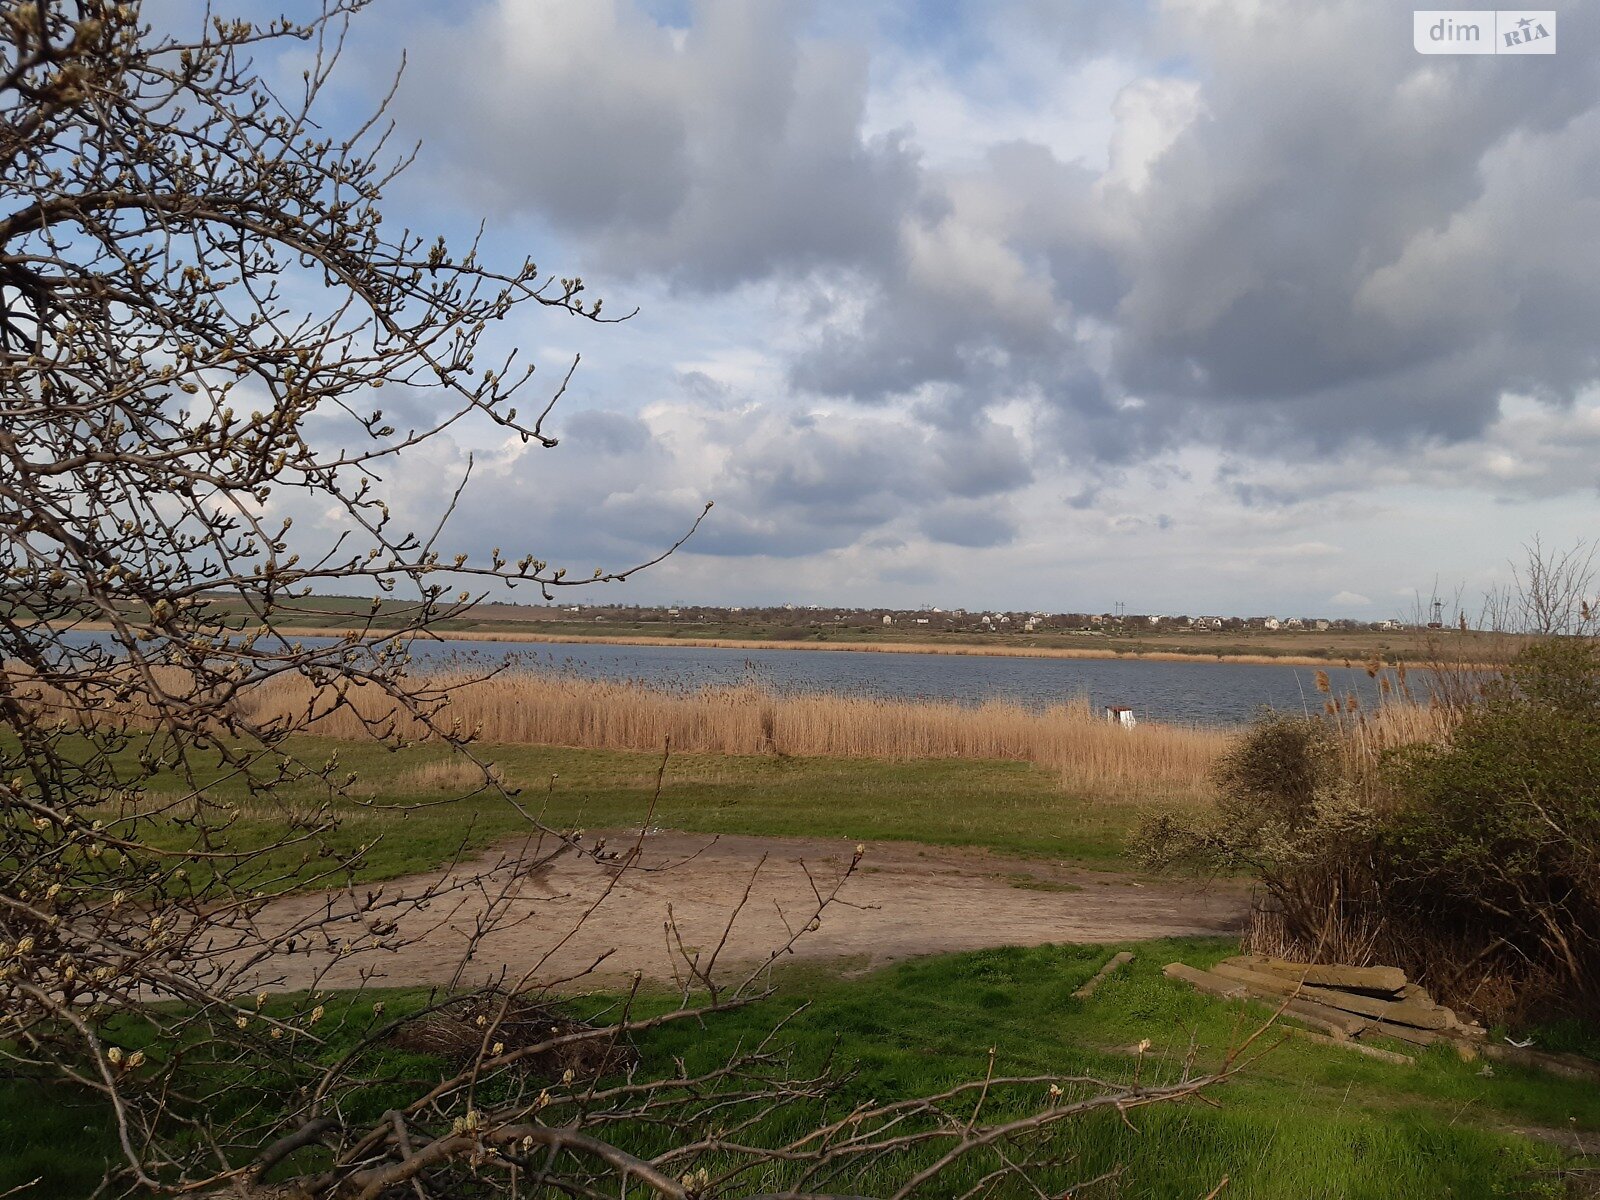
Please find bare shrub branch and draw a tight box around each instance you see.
[0,4,1224,1196]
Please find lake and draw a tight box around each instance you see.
[54,631,1393,726]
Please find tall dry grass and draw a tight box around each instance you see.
[24,657,1461,806]
[1306,665,1464,791]
[237,671,1234,802]
[347,758,505,797]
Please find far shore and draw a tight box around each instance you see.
[54,621,1443,670]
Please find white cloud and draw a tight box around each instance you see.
[310,0,1600,611]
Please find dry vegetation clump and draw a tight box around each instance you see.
[388,992,639,1077]
[1309,664,1462,793]
[237,670,1234,802]
[348,757,506,797]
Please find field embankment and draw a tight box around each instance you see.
[49,615,1525,668]
[238,625,1370,667]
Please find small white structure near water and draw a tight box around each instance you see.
[1103,705,1137,729]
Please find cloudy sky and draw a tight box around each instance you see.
[285,0,1598,615]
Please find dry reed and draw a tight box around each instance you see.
[237,671,1234,802]
[1316,681,1462,793]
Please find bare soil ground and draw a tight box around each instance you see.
[250,831,1247,993]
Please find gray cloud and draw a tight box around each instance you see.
[358,389,1038,568]
[918,500,1018,548]
[320,0,1600,609]
[1105,2,1600,449]
[388,0,1600,473]
[561,410,654,455]
[396,0,919,289]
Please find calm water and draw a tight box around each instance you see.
[57,630,1391,726]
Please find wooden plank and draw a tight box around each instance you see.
[1226,956,1406,997]
[1163,964,1366,1037]
[1162,962,1246,999]
[1279,998,1370,1038]
[1360,1019,1446,1048]
[1211,962,1454,1030]
[1073,951,1134,1000]
[1285,1027,1414,1066]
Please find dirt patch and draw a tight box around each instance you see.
[245,831,1248,994]
[1504,1123,1596,1158]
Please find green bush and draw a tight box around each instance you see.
[1137,640,1600,1022]
[1133,712,1375,945]
[1380,639,1600,1016]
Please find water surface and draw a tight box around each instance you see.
[54,631,1395,727]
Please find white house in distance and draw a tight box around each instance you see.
[1103,705,1137,728]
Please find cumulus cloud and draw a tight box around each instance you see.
[320,0,1600,608]
[393,0,919,289]
[387,0,1600,458]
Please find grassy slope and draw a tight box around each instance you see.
[5,939,1593,1198]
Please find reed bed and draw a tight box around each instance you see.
[237,671,1235,802]
[18,657,1461,806]
[1309,667,1465,787]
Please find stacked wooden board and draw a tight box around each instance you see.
[1162,955,1600,1080]
[1162,955,1485,1063]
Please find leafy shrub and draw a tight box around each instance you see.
[1137,641,1600,1023]
[1379,639,1600,1016]
[1133,713,1380,955]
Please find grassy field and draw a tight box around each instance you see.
[5,939,1594,1198]
[15,710,1600,1196]
[123,736,1170,884]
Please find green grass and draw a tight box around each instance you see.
[625,940,1596,1198]
[4,939,1594,1198]
[110,736,1165,888]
